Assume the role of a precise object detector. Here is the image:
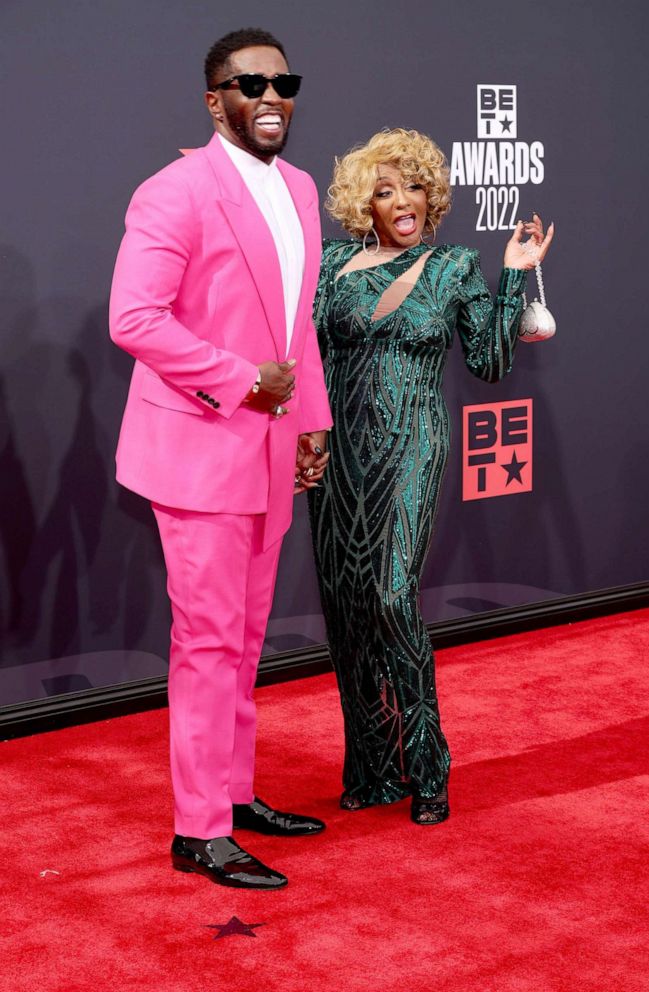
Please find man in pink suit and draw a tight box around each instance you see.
[109,28,332,890]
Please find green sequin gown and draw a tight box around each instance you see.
[308,239,527,806]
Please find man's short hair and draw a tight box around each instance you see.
[204,28,287,88]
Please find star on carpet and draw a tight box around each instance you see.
[501,450,527,485]
[205,916,265,940]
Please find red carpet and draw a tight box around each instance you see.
[1,610,648,992]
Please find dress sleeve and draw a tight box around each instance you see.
[455,249,527,383]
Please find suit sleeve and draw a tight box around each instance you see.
[109,170,258,419]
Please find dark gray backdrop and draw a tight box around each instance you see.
[2,0,647,707]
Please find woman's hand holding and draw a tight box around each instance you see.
[504,213,555,270]
[294,432,330,495]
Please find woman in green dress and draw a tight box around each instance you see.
[307,129,554,824]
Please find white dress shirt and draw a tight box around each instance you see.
[220,134,305,355]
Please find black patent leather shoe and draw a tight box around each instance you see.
[171,834,288,889]
[232,796,325,836]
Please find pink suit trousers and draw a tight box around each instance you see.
[152,504,282,839]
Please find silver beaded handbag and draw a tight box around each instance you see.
[518,262,556,342]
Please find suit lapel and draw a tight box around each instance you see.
[205,134,286,359]
[277,159,320,355]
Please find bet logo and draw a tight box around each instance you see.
[477,85,517,139]
[463,399,532,501]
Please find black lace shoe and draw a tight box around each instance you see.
[171,835,288,889]
[410,788,450,826]
[232,797,325,836]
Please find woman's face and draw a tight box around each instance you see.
[370,163,428,248]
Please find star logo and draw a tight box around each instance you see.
[501,450,527,485]
[205,916,265,940]
[500,116,513,133]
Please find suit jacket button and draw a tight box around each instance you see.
[196,390,204,398]
[214,401,220,408]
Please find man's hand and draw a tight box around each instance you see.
[294,431,330,494]
[245,359,296,414]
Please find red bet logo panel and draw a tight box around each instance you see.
[463,399,533,501]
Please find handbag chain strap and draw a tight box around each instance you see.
[523,261,546,309]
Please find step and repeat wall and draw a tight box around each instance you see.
[1,0,647,707]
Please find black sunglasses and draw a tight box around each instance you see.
[210,73,302,100]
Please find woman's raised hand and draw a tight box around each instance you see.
[504,213,555,270]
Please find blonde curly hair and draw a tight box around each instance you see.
[326,128,452,238]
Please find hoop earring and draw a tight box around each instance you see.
[362,226,380,255]
[421,223,437,244]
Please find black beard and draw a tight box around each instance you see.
[227,111,290,160]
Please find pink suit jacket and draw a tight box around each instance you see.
[109,133,332,548]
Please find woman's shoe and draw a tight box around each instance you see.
[411,789,449,825]
[339,791,367,811]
